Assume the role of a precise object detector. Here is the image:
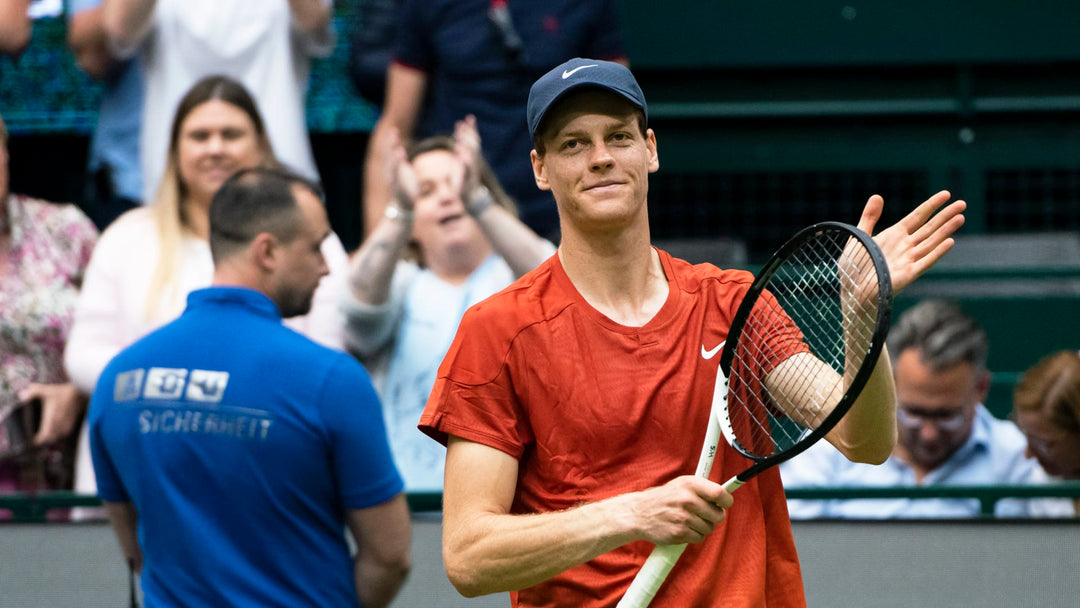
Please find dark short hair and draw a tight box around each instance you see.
[209,167,324,263]
[887,299,989,372]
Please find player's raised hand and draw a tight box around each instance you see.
[629,476,733,545]
[857,191,966,295]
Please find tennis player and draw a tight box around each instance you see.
[419,58,966,606]
[89,168,411,607]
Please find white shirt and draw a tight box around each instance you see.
[123,0,334,202]
[343,248,555,492]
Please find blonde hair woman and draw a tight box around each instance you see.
[65,76,349,507]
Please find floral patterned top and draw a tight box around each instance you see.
[0,193,97,446]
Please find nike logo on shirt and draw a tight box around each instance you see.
[701,342,725,360]
[562,64,598,79]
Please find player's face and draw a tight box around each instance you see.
[1015,410,1080,479]
[531,91,657,233]
[410,149,483,252]
[273,185,330,318]
[178,99,265,205]
[893,348,983,472]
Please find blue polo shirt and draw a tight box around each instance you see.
[89,287,403,607]
[395,0,626,236]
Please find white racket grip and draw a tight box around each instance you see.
[722,475,745,494]
[616,543,688,608]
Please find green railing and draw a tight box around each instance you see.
[786,485,1080,519]
[3,487,1078,523]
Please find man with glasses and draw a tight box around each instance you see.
[782,299,1054,518]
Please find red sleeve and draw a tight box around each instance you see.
[418,297,534,459]
[726,289,811,456]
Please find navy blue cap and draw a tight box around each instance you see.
[527,58,647,139]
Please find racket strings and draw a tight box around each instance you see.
[725,229,881,459]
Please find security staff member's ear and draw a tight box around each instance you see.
[250,232,280,272]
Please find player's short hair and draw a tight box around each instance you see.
[209,167,324,264]
[887,299,989,372]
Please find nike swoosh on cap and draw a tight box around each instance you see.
[562,64,598,79]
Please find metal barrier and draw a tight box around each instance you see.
[3,486,1077,523]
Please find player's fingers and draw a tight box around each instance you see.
[689,477,734,510]
[909,211,965,259]
[906,236,959,282]
[899,190,952,233]
[857,195,884,236]
[909,200,966,245]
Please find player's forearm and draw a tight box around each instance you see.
[831,271,897,463]
[470,196,552,278]
[833,351,897,464]
[348,208,411,305]
[444,495,639,597]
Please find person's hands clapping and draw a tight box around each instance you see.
[384,127,419,215]
[453,115,494,217]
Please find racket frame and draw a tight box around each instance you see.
[719,221,893,483]
[617,222,892,608]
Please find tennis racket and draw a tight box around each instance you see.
[618,221,893,608]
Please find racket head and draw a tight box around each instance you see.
[717,221,892,480]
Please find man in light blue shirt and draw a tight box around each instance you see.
[782,299,1059,518]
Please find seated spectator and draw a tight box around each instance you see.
[0,0,32,58]
[343,115,554,491]
[0,110,98,513]
[65,75,349,510]
[101,0,334,203]
[67,0,144,229]
[782,299,1056,518]
[1013,350,1080,515]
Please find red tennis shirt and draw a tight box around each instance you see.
[420,249,807,607]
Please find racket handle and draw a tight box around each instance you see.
[722,475,745,494]
[616,543,688,608]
